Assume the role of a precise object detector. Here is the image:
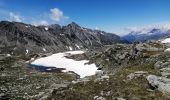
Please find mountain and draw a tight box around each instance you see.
[0,21,124,55]
[122,26,170,43]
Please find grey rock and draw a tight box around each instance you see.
[35,86,41,89]
[95,74,110,82]
[1,73,7,77]
[0,93,5,97]
[127,71,148,80]
[95,96,106,100]
[147,89,154,92]
[49,83,68,89]
[72,77,90,84]
[117,53,126,60]
[100,91,104,96]
[94,96,99,99]
[160,68,170,76]
[154,61,163,69]
[162,62,170,68]
[106,91,112,96]
[95,71,104,77]
[101,75,109,79]
[146,75,170,95]
[134,71,148,74]
[116,97,126,100]
[39,95,49,100]
[154,61,170,69]
[29,92,45,100]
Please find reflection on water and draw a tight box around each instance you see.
[28,64,65,72]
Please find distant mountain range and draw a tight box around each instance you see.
[122,25,170,43]
[0,21,125,55]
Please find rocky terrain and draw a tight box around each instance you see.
[1,38,170,99]
[1,21,170,100]
[46,41,170,100]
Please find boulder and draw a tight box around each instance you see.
[154,61,163,69]
[154,61,170,69]
[160,68,170,76]
[146,75,170,95]
[162,62,170,68]
[127,71,148,80]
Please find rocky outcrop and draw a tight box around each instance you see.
[146,75,170,95]
[154,60,170,77]
[146,58,170,96]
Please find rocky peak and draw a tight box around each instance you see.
[66,22,81,29]
[49,24,61,30]
[150,28,161,33]
[68,22,79,27]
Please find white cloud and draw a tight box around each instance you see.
[95,27,99,30]
[124,27,139,32]
[32,20,49,26]
[9,12,23,22]
[50,8,69,22]
[124,23,170,35]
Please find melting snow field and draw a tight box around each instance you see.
[161,38,170,43]
[161,38,170,52]
[165,48,170,52]
[31,51,98,78]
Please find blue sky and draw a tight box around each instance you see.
[0,0,170,35]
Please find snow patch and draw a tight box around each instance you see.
[100,32,104,35]
[45,27,48,31]
[6,54,11,57]
[65,51,84,55]
[60,34,65,36]
[69,46,73,51]
[31,51,98,78]
[82,28,87,31]
[31,58,35,61]
[165,48,170,52]
[75,44,80,49]
[26,49,29,54]
[161,38,170,43]
[42,48,46,52]
[25,25,30,28]
[26,57,35,63]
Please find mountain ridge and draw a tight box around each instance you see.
[122,27,170,43]
[0,21,125,55]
